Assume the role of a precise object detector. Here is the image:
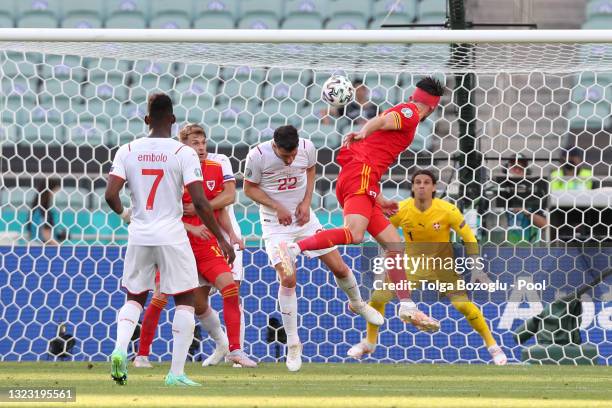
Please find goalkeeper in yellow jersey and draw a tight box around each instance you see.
[347,169,507,365]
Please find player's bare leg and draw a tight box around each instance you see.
[194,286,230,366]
[274,261,302,372]
[318,250,383,326]
[374,225,440,332]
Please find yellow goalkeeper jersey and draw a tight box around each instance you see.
[389,198,478,257]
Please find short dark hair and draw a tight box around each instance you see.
[147,93,173,121]
[411,169,438,198]
[273,125,299,151]
[415,76,445,97]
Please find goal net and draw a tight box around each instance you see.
[1,29,610,365]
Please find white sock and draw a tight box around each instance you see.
[400,300,418,311]
[197,307,227,347]
[278,285,299,346]
[115,301,142,353]
[239,303,245,350]
[334,272,363,308]
[170,306,195,376]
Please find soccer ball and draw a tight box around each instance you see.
[321,75,355,108]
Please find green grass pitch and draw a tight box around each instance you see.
[2,362,611,407]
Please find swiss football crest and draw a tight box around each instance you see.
[401,107,413,119]
[206,180,216,190]
[433,222,440,231]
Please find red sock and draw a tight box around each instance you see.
[221,284,241,352]
[137,297,167,356]
[297,227,353,251]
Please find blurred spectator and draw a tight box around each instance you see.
[321,79,378,126]
[550,147,593,191]
[504,154,547,243]
[27,178,65,245]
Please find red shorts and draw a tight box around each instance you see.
[192,241,232,285]
[336,161,390,238]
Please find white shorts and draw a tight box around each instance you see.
[263,214,336,267]
[122,243,199,296]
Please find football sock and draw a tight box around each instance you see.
[115,300,142,354]
[137,296,167,356]
[451,297,496,347]
[278,285,299,346]
[170,305,195,376]
[197,307,227,347]
[221,284,242,352]
[297,227,353,251]
[334,272,363,308]
[239,303,245,349]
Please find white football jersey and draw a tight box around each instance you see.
[244,139,316,224]
[109,137,202,246]
[208,152,242,239]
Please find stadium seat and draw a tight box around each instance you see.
[418,0,447,20]
[6,187,36,209]
[237,15,279,29]
[241,0,283,20]
[105,13,146,28]
[40,55,85,81]
[61,0,103,28]
[582,15,612,28]
[195,0,238,19]
[327,0,370,20]
[16,0,60,18]
[193,14,235,29]
[281,14,323,29]
[0,1,13,26]
[586,0,612,18]
[0,124,19,145]
[2,59,37,78]
[222,65,266,83]
[53,187,88,210]
[149,15,191,29]
[325,16,367,29]
[284,0,327,19]
[17,14,58,28]
[0,14,13,28]
[150,0,192,19]
[21,122,65,145]
[382,187,407,201]
[371,0,416,28]
[61,14,102,28]
[302,120,340,148]
[105,0,148,18]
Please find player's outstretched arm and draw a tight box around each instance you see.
[187,181,235,265]
[343,113,400,147]
[244,180,292,226]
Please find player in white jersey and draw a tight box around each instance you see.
[243,125,384,372]
[105,93,234,387]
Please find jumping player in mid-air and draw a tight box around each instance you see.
[277,77,445,331]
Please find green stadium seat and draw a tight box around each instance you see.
[284,0,327,19]
[40,55,85,81]
[150,0,192,19]
[371,0,416,28]
[0,14,13,28]
[325,16,367,29]
[17,13,58,28]
[61,14,102,28]
[105,13,146,28]
[2,59,37,78]
[0,124,19,145]
[237,15,279,29]
[149,15,191,29]
[241,0,283,19]
[582,15,612,28]
[92,187,130,210]
[6,187,37,209]
[586,0,612,18]
[105,0,148,18]
[328,0,370,20]
[53,187,88,210]
[41,78,80,100]
[195,0,237,18]
[16,0,60,18]
[21,122,65,145]
[223,65,266,82]
[418,0,447,20]
[302,120,340,149]
[193,14,235,28]
[281,14,323,29]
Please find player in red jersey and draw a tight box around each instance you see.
[134,124,256,368]
[277,77,445,331]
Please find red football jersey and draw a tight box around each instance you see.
[182,159,224,247]
[338,102,420,177]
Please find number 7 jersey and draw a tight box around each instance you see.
[109,137,203,246]
[244,139,316,222]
